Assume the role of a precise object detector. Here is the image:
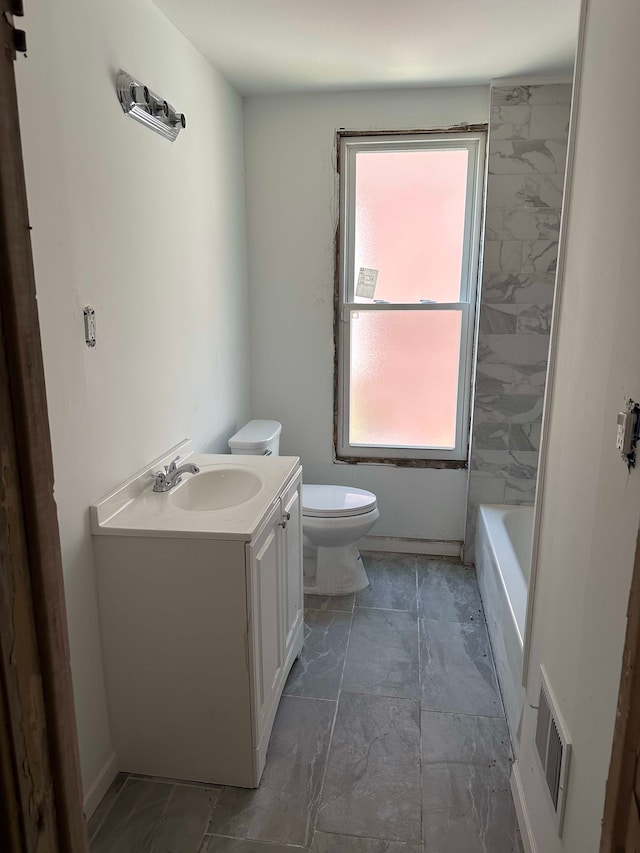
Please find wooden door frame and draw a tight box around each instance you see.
[0,5,88,852]
[601,524,640,851]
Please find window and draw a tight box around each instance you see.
[336,130,486,463]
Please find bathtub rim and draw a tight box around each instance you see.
[477,503,532,648]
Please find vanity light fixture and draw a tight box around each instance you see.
[116,71,186,142]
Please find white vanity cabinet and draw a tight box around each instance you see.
[246,472,304,775]
[282,476,303,652]
[92,449,303,789]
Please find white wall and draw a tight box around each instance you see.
[16,0,250,806]
[244,87,488,542]
[517,0,640,849]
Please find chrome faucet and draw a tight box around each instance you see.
[152,455,200,492]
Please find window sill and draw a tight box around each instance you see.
[333,453,468,470]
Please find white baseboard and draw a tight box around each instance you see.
[511,760,538,853]
[359,535,462,558]
[83,751,118,820]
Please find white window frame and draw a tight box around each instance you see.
[336,130,486,464]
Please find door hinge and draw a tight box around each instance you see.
[13,26,26,53]
[4,3,26,57]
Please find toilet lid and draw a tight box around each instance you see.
[302,484,377,518]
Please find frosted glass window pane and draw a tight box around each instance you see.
[353,149,469,304]
[349,310,462,448]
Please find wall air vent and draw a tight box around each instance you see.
[534,666,572,835]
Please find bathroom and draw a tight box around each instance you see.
[7,0,640,851]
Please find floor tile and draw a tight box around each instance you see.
[91,778,171,852]
[88,772,128,841]
[305,593,355,612]
[201,838,303,851]
[342,608,420,700]
[317,693,421,843]
[420,619,503,717]
[207,696,334,847]
[91,778,217,853]
[284,609,351,700]
[421,712,511,774]
[149,784,221,851]
[312,831,422,851]
[422,764,521,853]
[356,553,418,611]
[417,560,484,624]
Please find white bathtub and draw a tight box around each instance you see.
[475,504,533,752]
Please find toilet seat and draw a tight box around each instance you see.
[302,484,377,519]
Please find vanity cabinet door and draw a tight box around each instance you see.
[281,474,303,657]
[247,503,284,747]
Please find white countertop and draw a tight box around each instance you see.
[91,439,301,541]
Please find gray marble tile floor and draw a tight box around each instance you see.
[89,552,523,852]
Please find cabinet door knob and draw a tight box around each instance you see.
[283,511,291,522]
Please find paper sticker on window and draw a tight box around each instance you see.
[356,267,378,299]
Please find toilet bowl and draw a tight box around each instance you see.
[301,484,378,595]
[228,420,379,595]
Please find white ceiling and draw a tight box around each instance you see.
[154,0,580,96]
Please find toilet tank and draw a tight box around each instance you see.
[228,420,282,456]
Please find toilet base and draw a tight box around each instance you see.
[303,543,369,596]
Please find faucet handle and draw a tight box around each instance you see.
[167,455,181,473]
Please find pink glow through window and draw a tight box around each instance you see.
[348,147,470,450]
[353,149,469,303]
[349,310,462,448]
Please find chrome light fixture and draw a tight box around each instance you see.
[116,71,186,142]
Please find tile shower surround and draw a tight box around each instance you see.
[89,553,522,853]
[466,83,572,557]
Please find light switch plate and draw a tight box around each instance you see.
[83,306,96,348]
[618,398,640,469]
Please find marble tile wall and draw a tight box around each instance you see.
[465,83,572,559]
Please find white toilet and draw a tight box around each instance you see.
[228,420,379,595]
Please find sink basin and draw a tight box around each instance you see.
[169,468,263,511]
